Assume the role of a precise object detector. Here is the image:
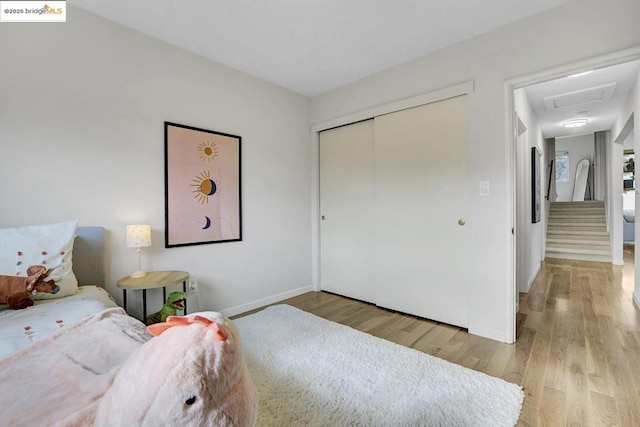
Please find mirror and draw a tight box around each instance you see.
[572,158,590,201]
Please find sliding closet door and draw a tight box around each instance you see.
[374,95,469,328]
[319,120,376,303]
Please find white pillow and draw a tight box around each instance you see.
[0,220,79,299]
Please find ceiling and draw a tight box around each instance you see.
[524,60,640,139]
[69,0,572,97]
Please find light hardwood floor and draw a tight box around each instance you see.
[252,246,640,426]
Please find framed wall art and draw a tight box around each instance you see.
[164,122,242,247]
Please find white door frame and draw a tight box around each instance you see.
[505,46,640,342]
[515,116,527,299]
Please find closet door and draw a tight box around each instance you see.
[374,95,469,328]
[319,120,376,303]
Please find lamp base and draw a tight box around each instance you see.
[130,270,147,279]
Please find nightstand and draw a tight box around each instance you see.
[117,270,189,322]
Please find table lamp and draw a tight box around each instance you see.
[126,224,151,278]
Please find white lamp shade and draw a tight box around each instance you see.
[126,225,151,248]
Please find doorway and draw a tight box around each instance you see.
[508,50,640,342]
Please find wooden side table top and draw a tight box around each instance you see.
[116,270,189,290]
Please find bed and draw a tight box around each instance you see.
[623,190,635,243]
[624,209,635,242]
[0,221,255,426]
[0,225,120,359]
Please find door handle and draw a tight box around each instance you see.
[458,219,466,226]
[321,215,326,220]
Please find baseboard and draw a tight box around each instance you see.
[220,285,313,318]
[469,325,512,344]
[523,263,541,293]
[612,258,624,266]
[518,263,541,294]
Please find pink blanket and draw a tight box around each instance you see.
[0,308,149,426]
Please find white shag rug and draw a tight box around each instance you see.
[234,304,524,427]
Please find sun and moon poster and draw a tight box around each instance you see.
[165,122,241,247]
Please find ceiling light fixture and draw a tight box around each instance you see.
[568,70,594,78]
[563,118,589,128]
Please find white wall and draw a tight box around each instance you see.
[555,134,595,201]
[0,7,312,317]
[311,0,640,341]
[606,131,624,264]
[514,89,545,293]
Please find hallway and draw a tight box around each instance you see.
[516,245,639,425]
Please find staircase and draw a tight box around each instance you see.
[545,201,611,263]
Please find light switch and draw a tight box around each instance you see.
[479,181,490,196]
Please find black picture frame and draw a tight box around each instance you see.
[531,147,541,224]
[164,121,242,248]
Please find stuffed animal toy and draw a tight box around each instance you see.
[95,311,258,427]
[0,265,59,309]
[146,291,188,325]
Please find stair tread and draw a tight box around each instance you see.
[545,246,611,255]
[547,229,609,239]
[549,217,606,220]
[546,249,611,256]
[547,224,607,227]
[548,227,606,229]
[547,242,611,251]
[546,201,611,263]
[547,239,610,245]
[545,252,611,262]
[550,214,605,217]
[550,202,604,205]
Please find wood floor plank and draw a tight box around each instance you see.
[485,341,516,378]
[582,296,600,338]
[539,386,566,427]
[412,322,460,356]
[521,299,555,409]
[502,326,535,385]
[585,334,613,398]
[595,312,640,426]
[396,319,438,348]
[434,329,469,362]
[565,335,591,426]
[517,403,539,427]
[590,390,620,427]
[464,335,507,372]
[544,298,569,392]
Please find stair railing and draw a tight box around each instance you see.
[546,159,553,201]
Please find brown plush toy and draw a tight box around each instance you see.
[0,265,60,309]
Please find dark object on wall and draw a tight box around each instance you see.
[546,159,553,201]
[165,122,242,248]
[624,179,634,190]
[531,147,541,224]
